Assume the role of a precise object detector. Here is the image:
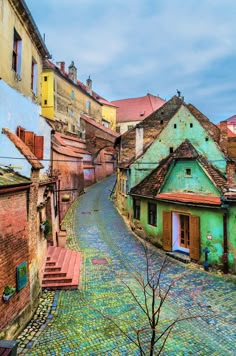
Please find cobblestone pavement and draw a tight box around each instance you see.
[17,175,236,355]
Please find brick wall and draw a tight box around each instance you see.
[0,189,30,336]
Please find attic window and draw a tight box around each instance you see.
[190,123,193,128]
[174,124,177,129]
[185,168,191,176]
[169,147,174,153]
[205,137,209,142]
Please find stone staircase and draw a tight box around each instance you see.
[42,246,82,290]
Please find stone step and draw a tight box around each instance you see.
[42,246,82,290]
[166,251,191,263]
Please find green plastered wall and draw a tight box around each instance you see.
[131,198,236,270]
[162,160,221,196]
[129,105,226,190]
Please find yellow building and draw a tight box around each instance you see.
[42,60,117,133]
[0,0,50,103]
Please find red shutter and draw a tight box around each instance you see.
[16,126,25,141]
[163,211,172,251]
[34,136,44,160]
[24,131,35,153]
[190,215,200,260]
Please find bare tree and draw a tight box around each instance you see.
[93,243,212,355]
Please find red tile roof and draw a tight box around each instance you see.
[2,128,44,169]
[225,115,236,124]
[112,93,166,123]
[130,139,227,199]
[156,193,221,206]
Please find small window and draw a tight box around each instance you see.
[148,202,157,226]
[31,58,37,94]
[169,147,174,153]
[205,137,209,142]
[133,199,141,220]
[44,76,48,81]
[190,123,193,128]
[174,124,177,129]
[71,90,75,100]
[160,120,164,125]
[12,28,22,75]
[116,126,121,133]
[128,125,134,130]
[185,168,191,176]
[44,100,47,105]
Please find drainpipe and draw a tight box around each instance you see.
[221,196,229,274]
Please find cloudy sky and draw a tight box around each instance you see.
[27,0,236,123]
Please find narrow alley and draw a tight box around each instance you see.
[17,175,236,355]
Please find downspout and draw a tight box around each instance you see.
[221,196,229,274]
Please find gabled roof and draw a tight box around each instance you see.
[112,93,166,123]
[2,128,43,169]
[224,115,236,124]
[0,167,31,187]
[81,114,119,137]
[130,140,227,201]
[116,96,222,168]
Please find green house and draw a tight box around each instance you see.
[114,96,236,272]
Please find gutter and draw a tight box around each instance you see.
[0,184,31,194]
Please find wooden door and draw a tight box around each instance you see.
[190,215,200,260]
[163,211,172,251]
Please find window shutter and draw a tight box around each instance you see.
[163,211,172,251]
[190,215,200,260]
[17,126,25,141]
[34,136,44,160]
[24,131,35,153]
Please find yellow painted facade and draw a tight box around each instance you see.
[41,65,103,131]
[101,104,117,131]
[0,0,49,103]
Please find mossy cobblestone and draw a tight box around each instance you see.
[17,176,236,355]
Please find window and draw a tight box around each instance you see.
[160,120,164,125]
[44,100,47,105]
[133,199,141,220]
[44,76,48,81]
[185,168,191,176]
[86,100,91,115]
[31,58,37,94]
[190,123,193,128]
[116,126,121,133]
[205,137,209,142]
[12,28,22,75]
[71,90,75,100]
[169,147,174,153]
[148,203,157,226]
[174,124,177,129]
[128,125,134,130]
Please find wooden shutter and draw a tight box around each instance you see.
[190,215,200,260]
[34,136,44,160]
[163,211,172,251]
[17,126,25,141]
[24,131,35,153]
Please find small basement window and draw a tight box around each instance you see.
[185,168,191,176]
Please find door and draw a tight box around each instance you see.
[179,214,190,248]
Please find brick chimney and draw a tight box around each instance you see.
[135,124,144,158]
[226,160,236,189]
[86,76,92,95]
[219,121,228,154]
[68,61,77,83]
[56,61,65,73]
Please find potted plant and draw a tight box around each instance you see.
[2,285,16,303]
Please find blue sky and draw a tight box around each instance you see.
[27,0,236,123]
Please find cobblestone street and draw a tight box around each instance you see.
[17,175,236,355]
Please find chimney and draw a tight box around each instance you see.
[56,61,65,73]
[86,76,92,95]
[226,160,236,189]
[68,61,77,82]
[135,124,144,158]
[219,121,228,154]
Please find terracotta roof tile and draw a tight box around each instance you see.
[130,139,227,198]
[2,128,43,170]
[156,193,221,206]
[112,93,166,123]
